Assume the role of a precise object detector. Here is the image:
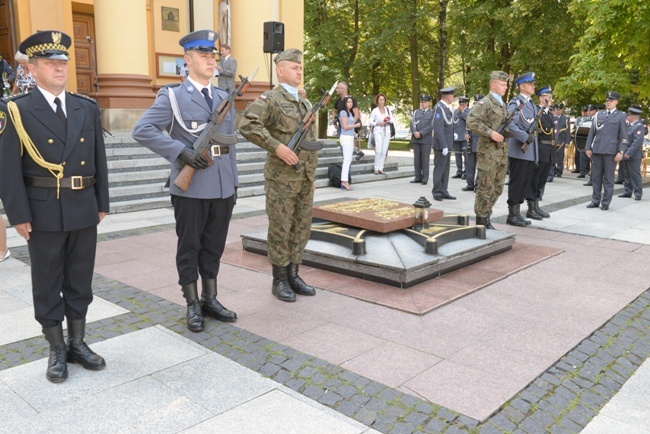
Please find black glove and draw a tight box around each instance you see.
[525,132,535,144]
[178,147,209,170]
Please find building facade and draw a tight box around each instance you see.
[2,0,304,129]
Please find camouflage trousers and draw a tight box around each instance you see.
[474,143,508,218]
[265,179,314,266]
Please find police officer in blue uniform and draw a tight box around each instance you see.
[432,86,456,201]
[617,105,646,201]
[409,94,434,184]
[463,94,483,192]
[585,91,628,210]
[452,96,470,179]
[133,30,238,332]
[0,31,109,383]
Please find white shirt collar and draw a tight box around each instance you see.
[280,83,299,101]
[186,76,211,97]
[38,86,66,115]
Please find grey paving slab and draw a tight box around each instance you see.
[0,296,129,346]
[0,380,38,427]
[580,415,649,434]
[1,376,213,434]
[182,389,370,434]
[152,352,278,415]
[0,326,209,412]
[0,290,29,314]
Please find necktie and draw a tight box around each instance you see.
[54,97,66,129]
[606,110,610,118]
[201,88,212,108]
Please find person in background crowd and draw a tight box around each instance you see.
[369,93,392,175]
[331,82,359,137]
[11,51,36,95]
[338,96,360,190]
[617,105,646,201]
[452,96,470,179]
[409,94,434,185]
[216,44,237,92]
[432,86,456,201]
[0,53,15,96]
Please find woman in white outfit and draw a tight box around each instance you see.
[338,97,360,190]
[369,93,392,174]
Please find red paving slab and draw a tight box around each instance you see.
[92,220,650,421]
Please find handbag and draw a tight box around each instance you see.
[367,126,375,148]
[387,108,396,138]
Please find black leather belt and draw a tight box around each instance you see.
[538,140,553,145]
[24,175,96,190]
[210,145,230,157]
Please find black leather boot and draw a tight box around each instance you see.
[506,204,528,227]
[67,319,106,370]
[272,264,296,302]
[535,199,550,218]
[201,277,237,322]
[287,264,316,296]
[484,216,496,230]
[526,200,543,220]
[181,282,204,332]
[43,324,68,383]
[475,216,488,227]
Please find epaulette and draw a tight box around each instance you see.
[214,87,229,98]
[1,92,29,103]
[69,92,98,104]
[161,83,181,90]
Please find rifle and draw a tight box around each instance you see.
[521,105,545,154]
[174,66,259,192]
[495,100,525,137]
[287,80,338,170]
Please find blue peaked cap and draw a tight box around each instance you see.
[515,72,535,86]
[536,86,552,96]
[179,30,217,52]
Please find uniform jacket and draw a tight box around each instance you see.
[409,108,433,146]
[506,95,537,161]
[453,108,469,143]
[536,108,555,163]
[0,87,109,232]
[586,109,628,155]
[217,55,237,92]
[555,114,571,146]
[464,106,479,152]
[132,80,238,200]
[623,120,647,160]
[466,94,508,151]
[433,101,454,151]
[239,85,318,183]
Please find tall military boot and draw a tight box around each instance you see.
[272,264,296,302]
[287,264,316,296]
[534,199,550,218]
[506,204,528,227]
[475,216,488,227]
[67,319,106,370]
[526,200,543,220]
[181,282,205,332]
[484,215,496,230]
[42,324,68,383]
[200,277,237,322]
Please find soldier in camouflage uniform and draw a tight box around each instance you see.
[239,49,317,303]
[466,71,510,229]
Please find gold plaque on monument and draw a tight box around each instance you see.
[313,198,443,233]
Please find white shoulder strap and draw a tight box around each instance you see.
[167,87,207,137]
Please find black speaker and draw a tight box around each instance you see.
[263,21,284,53]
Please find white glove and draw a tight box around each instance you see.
[442,147,449,156]
[454,133,458,141]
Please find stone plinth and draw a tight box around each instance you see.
[312,198,444,233]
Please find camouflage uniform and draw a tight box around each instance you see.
[239,86,318,266]
[466,93,508,219]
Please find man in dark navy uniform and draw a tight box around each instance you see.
[133,30,238,331]
[0,31,109,383]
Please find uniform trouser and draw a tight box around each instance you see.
[474,143,508,218]
[554,145,565,175]
[621,158,643,198]
[573,147,580,171]
[453,141,466,175]
[465,151,477,188]
[432,150,451,198]
[339,135,354,183]
[590,153,617,206]
[265,179,314,267]
[530,161,553,200]
[580,151,591,175]
[412,142,431,181]
[28,226,97,328]
[172,194,234,286]
[507,158,536,205]
[616,162,625,182]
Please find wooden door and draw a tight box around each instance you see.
[0,0,15,65]
[73,13,96,96]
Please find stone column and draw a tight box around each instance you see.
[93,0,154,111]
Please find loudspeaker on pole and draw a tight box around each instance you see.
[263,21,284,53]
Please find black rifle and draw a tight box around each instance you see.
[522,106,545,158]
[496,100,525,136]
[174,67,258,192]
[287,81,338,170]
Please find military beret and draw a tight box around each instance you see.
[420,94,432,101]
[514,72,535,86]
[627,105,643,115]
[274,48,303,64]
[458,97,469,104]
[474,94,484,102]
[605,91,621,101]
[489,71,510,82]
[179,30,217,52]
[19,30,71,60]
[440,86,456,95]
[536,86,552,96]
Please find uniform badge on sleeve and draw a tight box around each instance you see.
[0,111,6,135]
[259,95,266,100]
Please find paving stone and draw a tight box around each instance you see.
[335,384,358,399]
[423,417,448,433]
[366,397,390,413]
[351,393,371,406]
[499,406,527,423]
[415,401,435,414]
[391,421,420,434]
[404,411,429,425]
[445,425,468,434]
[397,393,420,408]
[378,387,401,403]
[272,368,292,384]
[285,378,306,392]
[303,384,326,400]
[536,400,563,419]
[370,420,392,433]
[353,407,377,426]
[489,414,516,432]
[558,417,582,433]
[362,381,385,397]
[435,407,458,423]
[529,409,555,429]
[336,400,361,418]
[519,416,545,434]
[318,390,343,407]
[457,414,480,429]
[381,404,408,420]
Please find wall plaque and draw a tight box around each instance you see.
[162,7,180,32]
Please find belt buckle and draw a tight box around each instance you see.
[211,145,222,157]
[71,176,83,190]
